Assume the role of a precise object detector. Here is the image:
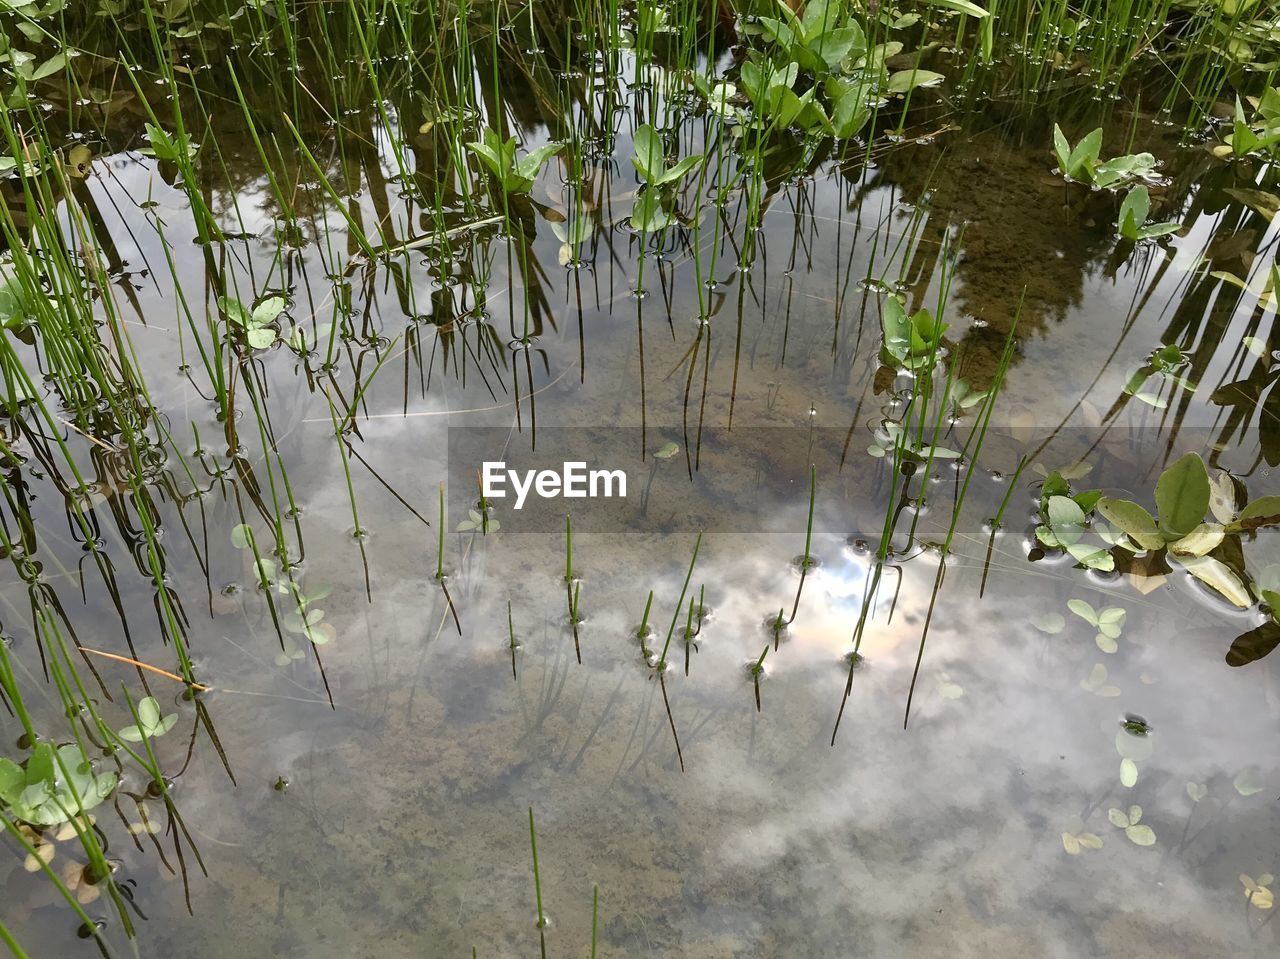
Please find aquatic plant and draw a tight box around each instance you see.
[880,296,948,372]
[1240,874,1275,910]
[1068,600,1126,654]
[1052,126,1161,190]
[1108,804,1156,846]
[1115,186,1180,241]
[629,124,704,230]
[0,744,116,827]
[220,293,288,351]
[1061,830,1104,855]
[1123,343,1197,409]
[117,697,178,743]
[1212,90,1280,160]
[466,127,565,195]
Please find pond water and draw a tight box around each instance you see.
[2,5,1279,958]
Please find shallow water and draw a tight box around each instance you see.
[2,11,1280,958]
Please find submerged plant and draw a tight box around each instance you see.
[1061,830,1104,855]
[1107,804,1156,846]
[1067,599,1126,653]
[1240,874,1275,910]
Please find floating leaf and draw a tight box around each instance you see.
[230,524,253,549]
[1186,781,1207,802]
[654,442,679,459]
[886,68,945,94]
[1236,495,1280,528]
[1154,452,1210,539]
[1173,554,1251,607]
[1208,473,1238,524]
[1066,543,1115,571]
[245,327,278,349]
[1097,607,1126,634]
[251,296,287,325]
[1096,498,1164,550]
[118,697,178,742]
[1168,523,1225,557]
[1061,830,1101,855]
[1226,622,1280,667]
[1120,758,1138,788]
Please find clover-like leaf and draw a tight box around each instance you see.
[251,296,286,326]
[1125,823,1156,846]
[1067,599,1098,626]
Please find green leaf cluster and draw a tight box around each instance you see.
[0,742,116,827]
[1214,90,1280,160]
[220,294,287,350]
[118,697,178,742]
[628,124,704,231]
[880,296,947,371]
[466,127,564,195]
[1052,125,1161,190]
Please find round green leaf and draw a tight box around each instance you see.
[138,696,161,729]
[251,295,287,325]
[245,327,278,350]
